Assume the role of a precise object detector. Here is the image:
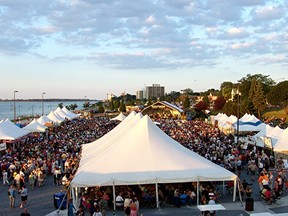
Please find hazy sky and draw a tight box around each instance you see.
[1,0,287,100]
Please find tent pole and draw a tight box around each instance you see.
[197,179,200,205]
[113,182,116,212]
[75,187,79,207]
[233,179,237,202]
[155,181,160,210]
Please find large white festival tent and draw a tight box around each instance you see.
[0,119,29,140]
[80,111,141,165]
[71,113,238,210]
[23,118,47,133]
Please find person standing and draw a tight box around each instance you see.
[19,185,28,208]
[8,184,17,208]
[2,169,9,185]
[68,197,76,216]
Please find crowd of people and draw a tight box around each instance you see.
[0,116,118,214]
[0,112,287,216]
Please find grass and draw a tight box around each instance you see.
[262,108,288,122]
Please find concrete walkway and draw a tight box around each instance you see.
[1,172,287,216]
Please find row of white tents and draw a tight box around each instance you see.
[212,113,288,152]
[0,107,80,140]
[70,111,238,210]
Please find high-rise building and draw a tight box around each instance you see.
[145,84,165,99]
[136,90,144,100]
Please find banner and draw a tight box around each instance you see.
[0,142,7,151]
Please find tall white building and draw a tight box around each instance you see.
[136,90,144,100]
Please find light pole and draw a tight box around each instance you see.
[236,88,241,145]
[42,92,46,116]
[13,90,18,121]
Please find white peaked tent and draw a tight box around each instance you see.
[235,114,265,132]
[254,125,285,148]
[47,111,65,123]
[71,115,238,207]
[62,106,80,119]
[110,112,126,121]
[54,107,72,120]
[81,111,141,164]
[37,116,52,126]
[23,119,47,133]
[0,119,29,140]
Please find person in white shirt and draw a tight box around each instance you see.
[207,195,217,216]
[2,169,9,185]
[115,192,124,210]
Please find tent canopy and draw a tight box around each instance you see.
[110,112,126,121]
[0,119,29,140]
[23,119,47,133]
[72,115,237,187]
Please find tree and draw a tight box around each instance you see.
[119,99,126,112]
[203,96,210,108]
[249,79,266,118]
[238,73,275,99]
[83,102,90,109]
[213,96,226,111]
[114,100,120,111]
[267,80,288,107]
[97,102,104,113]
[109,100,115,111]
[220,82,233,100]
[58,103,63,108]
[222,101,237,116]
[147,98,152,106]
[67,103,78,110]
[183,96,190,110]
[182,88,194,95]
[194,101,209,111]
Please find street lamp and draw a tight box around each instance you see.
[13,90,18,121]
[42,92,46,115]
[236,88,241,145]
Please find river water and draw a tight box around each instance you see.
[0,101,88,120]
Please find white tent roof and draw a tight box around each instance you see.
[110,112,126,121]
[274,128,288,152]
[71,115,237,187]
[54,107,73,120]
[0,119,29,140]
[23,119,47,133]
[81,111,141,165]
[234,114,264,132]
[47,111,65,123]
[37,116,52,125]
[62,106,80,119]
[253,125,285,148]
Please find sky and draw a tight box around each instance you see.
[0,0,287,100]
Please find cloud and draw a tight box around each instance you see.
[0,0,286,72]
[250,6,285,22]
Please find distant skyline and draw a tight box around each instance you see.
[1,0,287,100]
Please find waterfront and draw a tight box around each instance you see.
[0,100,90,120]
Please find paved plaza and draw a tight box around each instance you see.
[1,170,288,216]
